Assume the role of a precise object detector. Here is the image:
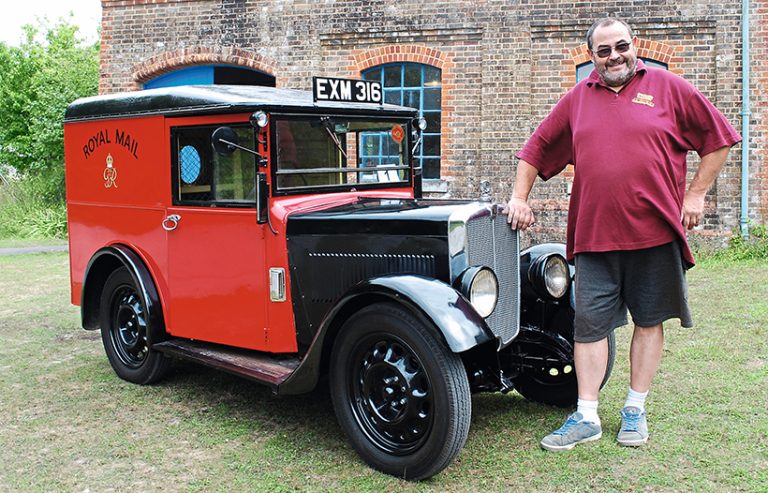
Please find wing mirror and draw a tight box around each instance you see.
[211,127,239,155]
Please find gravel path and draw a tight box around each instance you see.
[0,245,68,256]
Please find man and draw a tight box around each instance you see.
[506,17,741,451]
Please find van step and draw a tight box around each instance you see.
[154,339,301,387]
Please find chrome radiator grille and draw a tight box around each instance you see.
[461,207,520,346]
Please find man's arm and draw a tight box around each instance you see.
[505,159,539,230]
[682,146,731,230]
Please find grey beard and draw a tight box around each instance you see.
[599,62,636,87]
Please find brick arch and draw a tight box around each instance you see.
[350,45,448,73]
[131,47,279,89]
[568,37,683,76]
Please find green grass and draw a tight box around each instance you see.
[1,252,766,492]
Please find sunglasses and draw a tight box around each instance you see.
[594,41,631,58]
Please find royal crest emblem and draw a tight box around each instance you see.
[103,154,118,188]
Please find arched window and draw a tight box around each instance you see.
[362,63,442,179]
[576,58,669,82]
[145,65,275,89]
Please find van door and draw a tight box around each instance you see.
[164,123,269,350]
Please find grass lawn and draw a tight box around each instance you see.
[0,252,766,492]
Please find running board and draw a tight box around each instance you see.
[154,339,301,388]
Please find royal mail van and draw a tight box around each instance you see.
[64,81,614,480]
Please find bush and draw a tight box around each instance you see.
[0,17,97,240]
[699,223,768,262]
[0,172,68,239]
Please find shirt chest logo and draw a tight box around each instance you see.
[632,92,655,107]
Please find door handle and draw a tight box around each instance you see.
[162,214,181,231]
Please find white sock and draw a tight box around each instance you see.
[624,387,648,412]
[576,398,600,425]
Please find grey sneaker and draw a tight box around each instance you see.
[540,412,603,451]
[617,406,649,446]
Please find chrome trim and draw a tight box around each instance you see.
[448,202,493,281]
[270,268,286,302]
[448,203,520,346]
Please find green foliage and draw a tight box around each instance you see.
[700,223,768,263]
[0,171,68,239]
[0,17,99,203]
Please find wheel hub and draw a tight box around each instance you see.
[117,303,142,351]
[366,363,410,422]
[109,287,149,368]
[354,339,432,454]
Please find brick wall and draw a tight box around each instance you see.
[755,0,768,229]
[99,0,764,247]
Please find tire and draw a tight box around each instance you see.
[511,331,616,408]
[329,303,471,481]
[99,267,169,384]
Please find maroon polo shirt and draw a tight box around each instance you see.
[517,60,741,266]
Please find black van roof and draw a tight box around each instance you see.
[65,85,418,122]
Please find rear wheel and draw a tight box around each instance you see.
[99,267,169,384]
[330,303,471,480]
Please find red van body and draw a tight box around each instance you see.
[64,84,609,481]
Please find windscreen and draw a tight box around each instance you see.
[274,116,411,192]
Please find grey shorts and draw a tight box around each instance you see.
[573,241,693,343]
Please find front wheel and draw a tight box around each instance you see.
[99,267,169,384]
[330,303,471,481]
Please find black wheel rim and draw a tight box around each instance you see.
[108,284,149,369]
[348,334,434,455]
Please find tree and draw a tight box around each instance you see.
[0,18,99,203]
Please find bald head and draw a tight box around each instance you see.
[587,17,634,50]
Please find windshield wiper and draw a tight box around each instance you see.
[320,117,348,160]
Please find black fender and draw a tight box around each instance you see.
[278,274,494,395]
[81,245,167,345]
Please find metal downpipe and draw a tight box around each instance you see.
[740,0,751,238]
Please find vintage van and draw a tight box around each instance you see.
[64,81,614,480]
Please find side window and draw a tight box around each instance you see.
[362,62,442,179]
[172,125,257,206]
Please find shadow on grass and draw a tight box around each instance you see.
[137,357,566,466]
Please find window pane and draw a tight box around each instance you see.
[423,88,441,110]
[272,117,410,191]
[404,90,421,110]
[384,89,401,105]
[180,146,201,184]
[177,128,212,202]
[384,65,401,87]
[214,127,256,202]
[362,68,381,81]
[424,66,441,86]
[176,125,256,204]
[383,133,401,156]
[425,112,441,133]
[404,63,421,87]
[423,135,440,157]
[422,158,440,179]
[362,134,380,155]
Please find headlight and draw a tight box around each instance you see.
[458,266,498,318]
[250,110,269,128]
[529,253,570,299]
